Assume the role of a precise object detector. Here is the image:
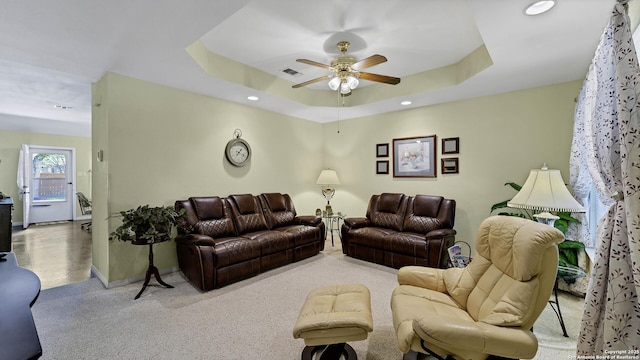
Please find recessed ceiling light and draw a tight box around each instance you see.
[247,96,259,101]
[400,100,412,106]
[53,105,73,110]
[525,0,556,16]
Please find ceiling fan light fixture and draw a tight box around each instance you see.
[340,82,351,94]
[346,75,359,90]
[328,77,341,91]
[525,0,556,15]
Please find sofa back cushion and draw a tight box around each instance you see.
[368,193,407,231]
[174,197,236,238]
[403,195,456,234]
[260,193,296,229]
[227,194,269,234]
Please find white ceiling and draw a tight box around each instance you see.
[0,0,619,137]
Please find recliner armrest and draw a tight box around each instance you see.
[397,266,447,292]
[294,215,322,226]
[412,317,538,359]
[175,233,215,246]
[425,228,456,240]
[343,217,371,229]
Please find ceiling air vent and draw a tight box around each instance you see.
[281,68,303,77]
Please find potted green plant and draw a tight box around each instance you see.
[490,182,585,270]
[109,205,185,245]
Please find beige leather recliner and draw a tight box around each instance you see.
[391,216,564,360]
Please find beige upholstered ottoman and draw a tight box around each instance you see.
[293,283,373,360]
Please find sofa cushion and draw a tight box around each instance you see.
[370,193,407,231]
[384,232,427,258]
[260,193,296,228]
[213,237,262,267]
[229,194,257,215]
[262,193,287,212]
[412,195,442,217]
[379,193,404,213]
[347,227,395,249]
[188,197,236,238]
[275,225,320,246]
[192,196,224,220]
[227,194,269,234]
[242,230,293,255]
[403,195,445,234]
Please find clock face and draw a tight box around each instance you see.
[225,138,251,166]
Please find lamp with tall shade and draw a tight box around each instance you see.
[507,163,585,226]
[316,169,340,214]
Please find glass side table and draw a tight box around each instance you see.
[323,212,345,247]
[549,265,586,337]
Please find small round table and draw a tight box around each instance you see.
[132,238,174,300]
[549,265,586,337]
[323,212,345,247]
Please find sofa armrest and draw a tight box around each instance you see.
[397,266,447,293]
[412,317,538,359]
[425,228,456,240]
[343,217,371,229]
[175,233,216,247]
[294,215,322,226]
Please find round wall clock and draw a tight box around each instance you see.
[225,129,251,167]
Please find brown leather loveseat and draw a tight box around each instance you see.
[341,193,456,269]
[175,193,325,291]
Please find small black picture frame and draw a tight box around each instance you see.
[376,143,389,157]
[376,160,389,174]
[441,158,459,174]
[442,137,460,154]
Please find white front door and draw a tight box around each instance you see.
[21,145,75,226]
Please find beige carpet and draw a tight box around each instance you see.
[31,240,583,359]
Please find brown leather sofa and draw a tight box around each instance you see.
[341,193,456,269]
[175,193,325,291]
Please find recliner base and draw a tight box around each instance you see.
[301,343,357,360]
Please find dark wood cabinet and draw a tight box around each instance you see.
[0,197,13,252]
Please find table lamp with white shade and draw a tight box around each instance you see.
[316,169,340,214]
[507,163,585,227]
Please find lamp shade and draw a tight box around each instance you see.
[328,77,341,91]
[316,169,341,185]
[507,165,585,213]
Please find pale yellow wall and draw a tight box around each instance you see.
[93,71,580,284]
[94,73,324,284]
[322,80,582,254]
[0,130,91,223]
[91,77,110,281]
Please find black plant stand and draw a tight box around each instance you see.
[134,241,174,300]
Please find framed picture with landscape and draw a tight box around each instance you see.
[392,135,437,178]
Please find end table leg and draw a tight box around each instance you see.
[134,243,173,300]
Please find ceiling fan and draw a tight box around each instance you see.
[292,41,401,96]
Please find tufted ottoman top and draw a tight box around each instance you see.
[293,283,373,346]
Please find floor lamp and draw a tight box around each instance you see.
[316,169,340,215]
[507,163,585,226]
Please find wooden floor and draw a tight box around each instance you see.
[12,220,92,290]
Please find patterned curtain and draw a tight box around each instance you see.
[570,2,640,355]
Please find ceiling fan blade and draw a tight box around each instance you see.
[296,59,333,71]
[292,75,333,88]
[359,72,401,85]
[352,54,387,70]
